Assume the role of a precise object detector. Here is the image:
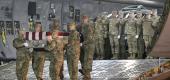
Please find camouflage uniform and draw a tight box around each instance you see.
[13,33,31,80]
[81,21,95,80]
[135,13,144,59]
[124,17,138,59]
[150,15,160,50]
[94,16,104,59]
[109,17,120,59]
[142,17,154,56]
[117,11,128,59]
[45,32,65,80]
[66,24,80,80]
[31,40,46,80]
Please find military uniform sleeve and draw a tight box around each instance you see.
[45,40,56,51]
[13,39,24,48]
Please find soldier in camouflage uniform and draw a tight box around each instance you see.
[150,9,160,52]
[124,12,138,59]
[94,15,105,59]
[135,12,145,59]
[13,29,31,80]
[142,12,154,58]
[66,22,80,80]
[118,11,127,59]
[32,22,46,80]
[79,16,95,80]
[109,11,120,59]
[45,29,65,80]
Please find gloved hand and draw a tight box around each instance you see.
[80,43,83,47]
[135,35,139,39]
[125,36,127,40]
[29,48,33,53]
[117,35,120,39]
[23,43,29,47]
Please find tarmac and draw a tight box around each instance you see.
[0,59,169,80]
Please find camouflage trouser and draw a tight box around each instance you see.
[127,35,137,59]
[66,47,80,80]
[109,35,119,59]
[81,43,95,80]
[143,35,152,52]
[49,58,63,80]
[16,53,31,80]
[143,35,153,58]
[137,38,145,59]
[95,38,104,59]
[32,51,46,80]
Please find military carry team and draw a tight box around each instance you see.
[13,9,160,80]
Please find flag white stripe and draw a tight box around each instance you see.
[35,32,39,40]
[29,32,32,40]
[42,32,47,40]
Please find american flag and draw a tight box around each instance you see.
[25,32,69,40]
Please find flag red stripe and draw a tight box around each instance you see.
[26,32,29,40]
[32,32,35,40]
[39,32,42,40]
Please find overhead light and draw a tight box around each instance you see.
[138,0,156,4]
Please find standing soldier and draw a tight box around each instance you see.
[94,15,104,59]
[45,30,65,80]
[79,16,95,80]
[101,13,110,59]
[150,9,160,51]
[142,12,154,58]
[109,11,120,59]
[66,22,80,80]
[135,12,144,59]
[124,12,138,59]
[32,22,46,80]
[118,11,127,59]
[13,29,31,80]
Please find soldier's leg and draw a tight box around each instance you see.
[113,37,119,59]
[21,54,31,80]
[82,44,95,80]
[127,35,133,59]
[95,40,100,59]
[143,36,151,58]
[99,38,104,59]
[143,36,149,52]
[132,38,138,58]
[59,61,64,80]
[109,35,115,59]
[16,57,24,80]
[80,46,85,67]
[50,58,63,80]
[32,51,45,80]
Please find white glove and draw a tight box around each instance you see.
[23,43,29,47]
[117,35,120,39]
[80,43,83,46]
[135,35,139,39]
[29,48,33,53]
[125,37,127,40]
[42,44,45,47]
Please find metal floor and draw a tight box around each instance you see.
[0,59,169,80]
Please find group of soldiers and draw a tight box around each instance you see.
[13,16,95,80]
[12,8,161,80]
[94,9,160,59]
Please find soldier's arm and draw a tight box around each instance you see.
[13,39,24,48]
[44,40,56,51]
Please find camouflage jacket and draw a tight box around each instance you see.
[81,22,95,44]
